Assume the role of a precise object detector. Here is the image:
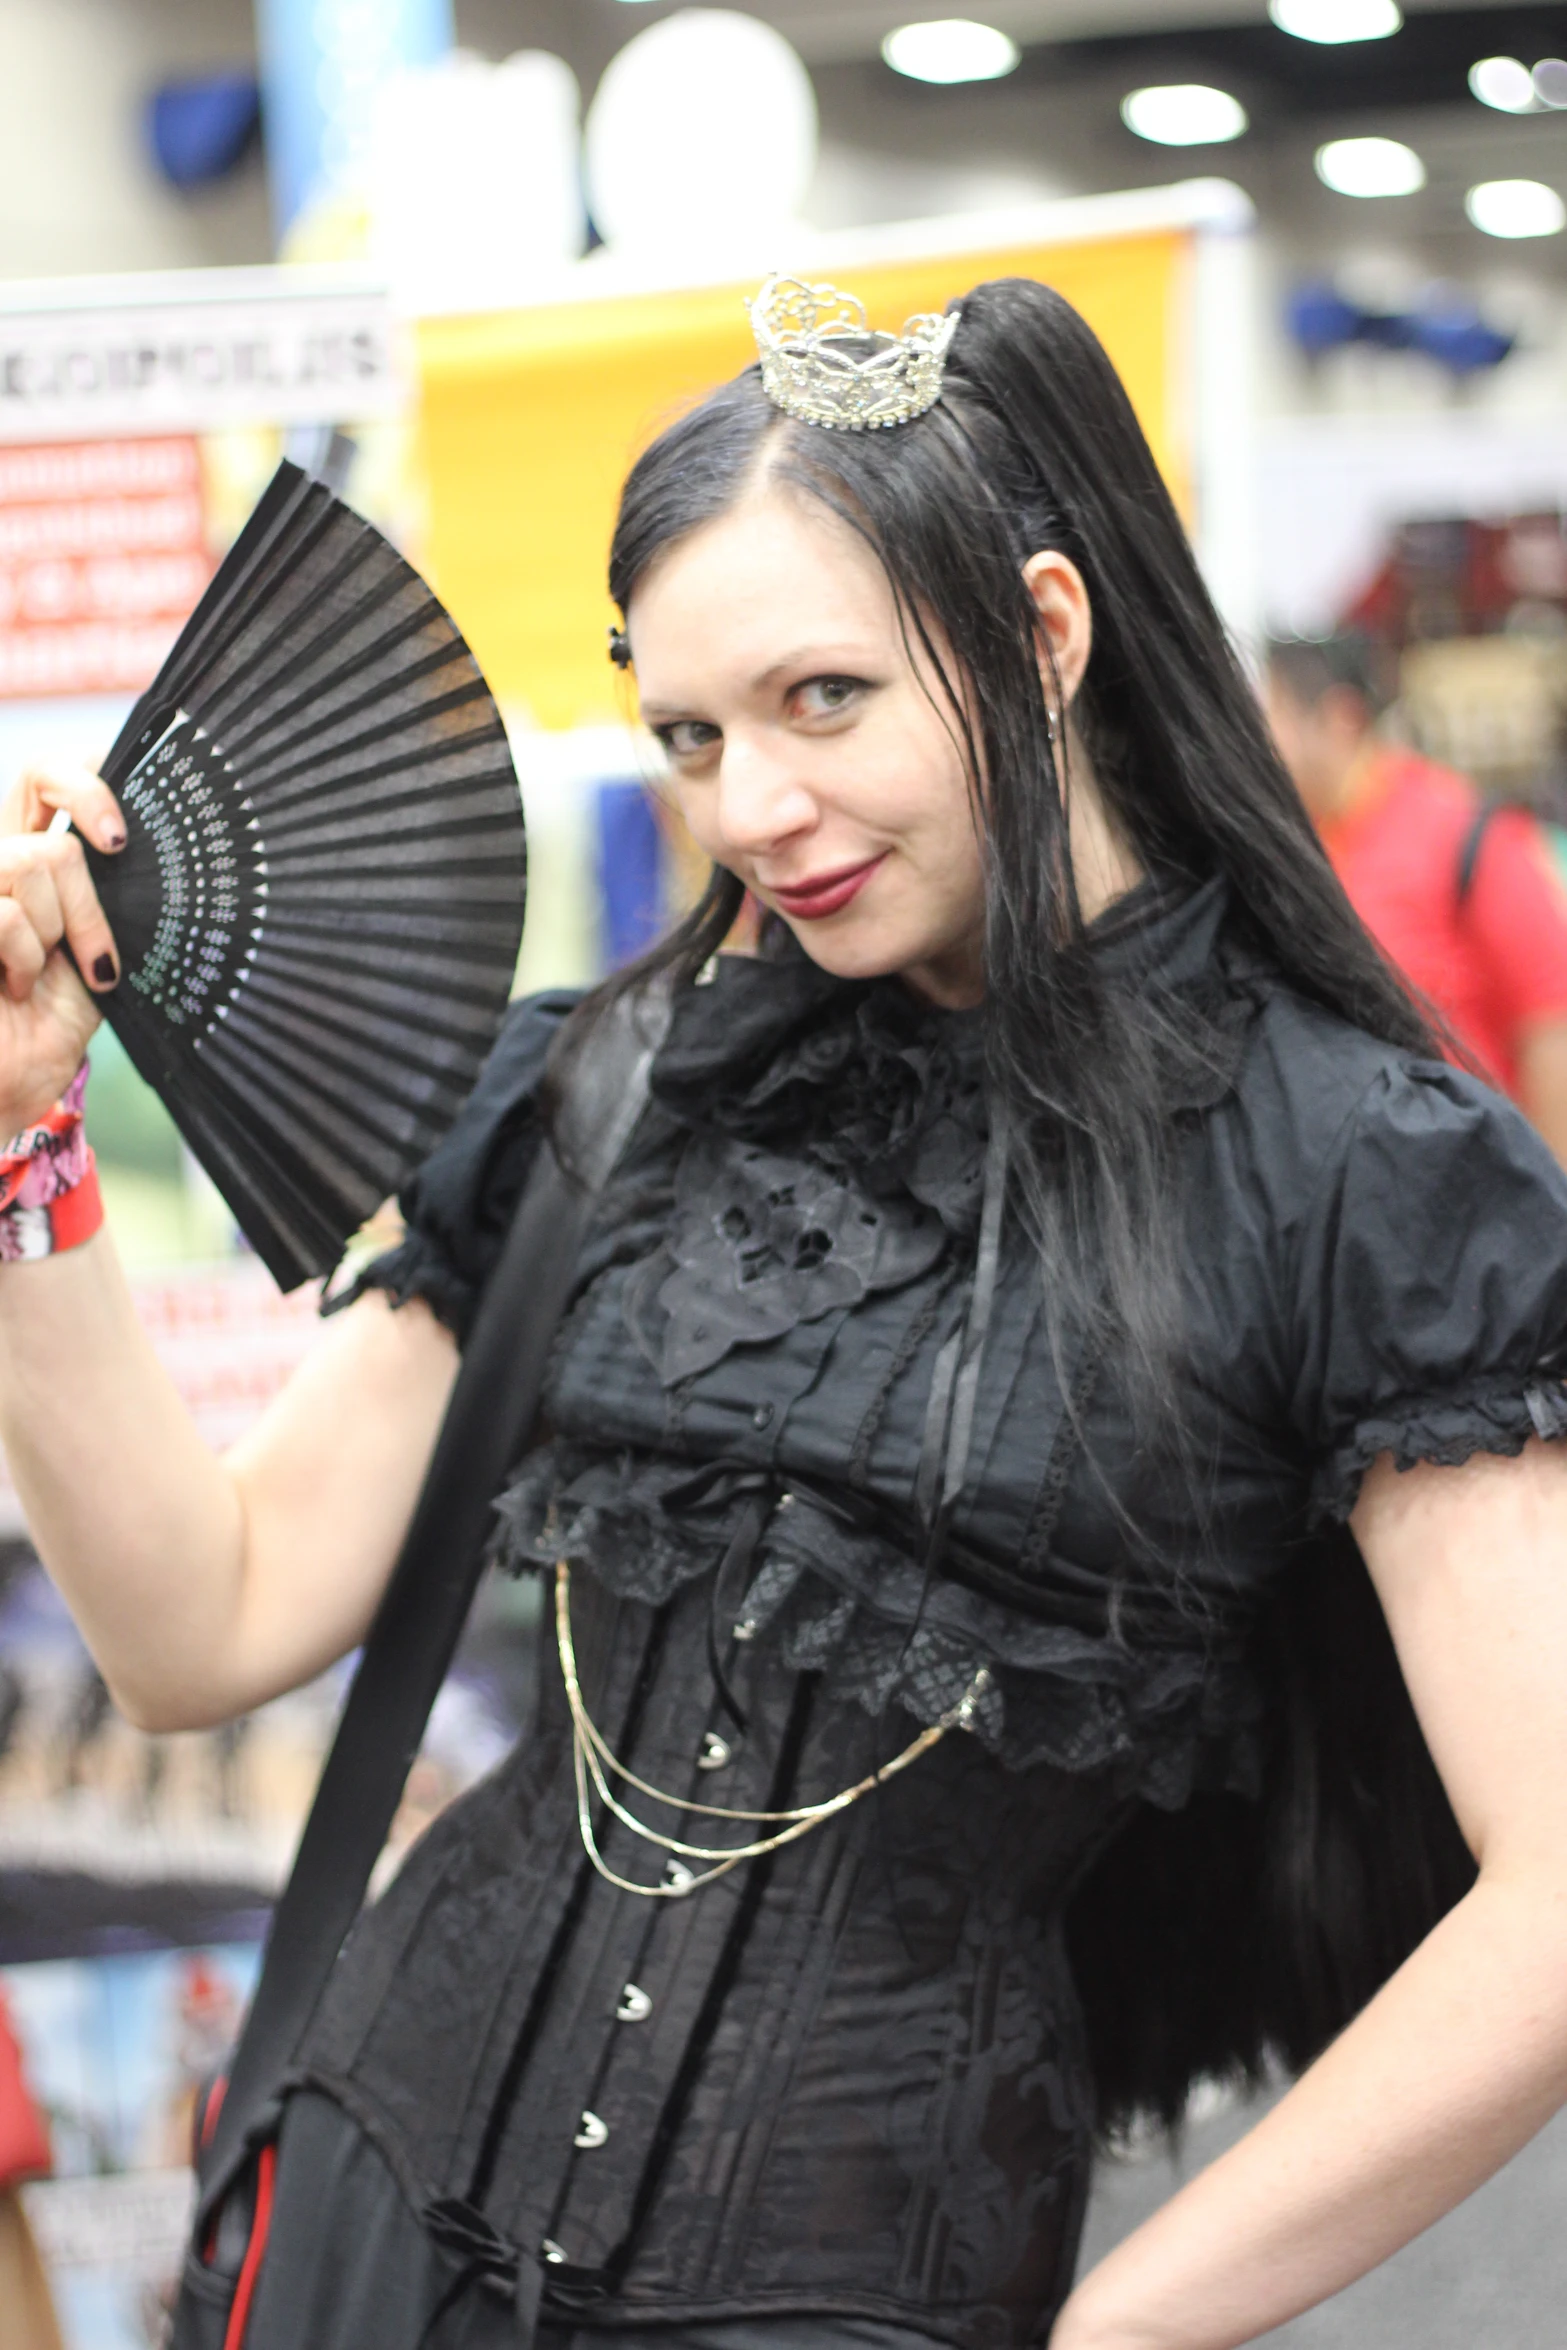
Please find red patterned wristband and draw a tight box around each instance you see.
[0,1063,104,1262]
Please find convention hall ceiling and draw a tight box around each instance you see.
[636,1,1565,69]
[456,0,1567,279]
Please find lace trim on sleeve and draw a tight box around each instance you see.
[1311,1371,1567,1525]
[321,1233,474,1338]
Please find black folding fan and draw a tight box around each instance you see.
[82,461,528,1291]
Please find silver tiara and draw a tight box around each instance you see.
[747,273,959,432]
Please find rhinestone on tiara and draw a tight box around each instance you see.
[747,273,959,432]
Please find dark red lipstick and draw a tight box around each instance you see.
[768,855,885,919]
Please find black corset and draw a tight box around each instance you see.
[301,1568,1124,2346]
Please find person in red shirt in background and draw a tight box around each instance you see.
[0,1990,61,2350]
[1266,633,1567,1164]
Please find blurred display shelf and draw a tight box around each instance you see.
[0,1794,294,1897]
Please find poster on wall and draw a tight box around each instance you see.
[0,437,214,701]
[6,1943,260,2350]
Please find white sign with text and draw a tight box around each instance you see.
[0,266,403,443]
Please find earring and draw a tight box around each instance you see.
[607,625,632,671]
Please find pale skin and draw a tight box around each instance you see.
[1265,668,1567,1166]
[0,484,1565,2346]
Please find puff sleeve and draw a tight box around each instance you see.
[1287,1057,1567,1522]
[327,989,582,1343]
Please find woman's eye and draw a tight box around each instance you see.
[656,720,721,760]
[795,676,864,719]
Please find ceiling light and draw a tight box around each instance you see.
[1470,56,1537,111]
[1535,59,1567,107]
[882,19,1021,84]
[1466,178,1566,238]
[1121,84,1247,146]
[1315,136,1424,197]
[1270,0,1401,42]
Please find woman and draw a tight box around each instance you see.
[3,275,1567,2350]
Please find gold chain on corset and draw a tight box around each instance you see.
[554,1560,991,1900]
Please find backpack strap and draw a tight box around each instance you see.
[1456,801,1503,909]
[198,985,668,2218]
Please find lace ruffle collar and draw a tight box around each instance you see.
[649,875,1244,1233]
[650,933,989,1233]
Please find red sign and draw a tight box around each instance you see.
[0,437,214,699]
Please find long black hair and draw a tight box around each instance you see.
[566,279,1468,2124]
[579,277,1430,1413]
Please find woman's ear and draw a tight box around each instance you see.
[1021,550,1093,717]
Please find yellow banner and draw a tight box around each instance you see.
[417,227,1189,730]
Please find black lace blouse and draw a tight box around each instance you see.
[298,878,1567,2350]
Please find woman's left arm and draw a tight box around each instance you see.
[1052,1434,1567,2350]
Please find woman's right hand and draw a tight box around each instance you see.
[0,766,127,1139]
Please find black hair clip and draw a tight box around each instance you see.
[607,625,632,671]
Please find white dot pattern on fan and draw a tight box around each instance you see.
[117,712,266,1031]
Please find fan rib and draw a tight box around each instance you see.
[140,483,338,720]
[192,542,411,746]
[255,921,523,994]
[227,671,503,800]
[212,585,472,759]
[195,1025,410,1201]
[236,967,494,1082]
[259,776,524,848]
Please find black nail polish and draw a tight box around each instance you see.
[92,954,117,986]
[104,829,126,851]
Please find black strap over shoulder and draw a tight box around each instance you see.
[1456,801,1501,909]
[198,986,668,2217]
